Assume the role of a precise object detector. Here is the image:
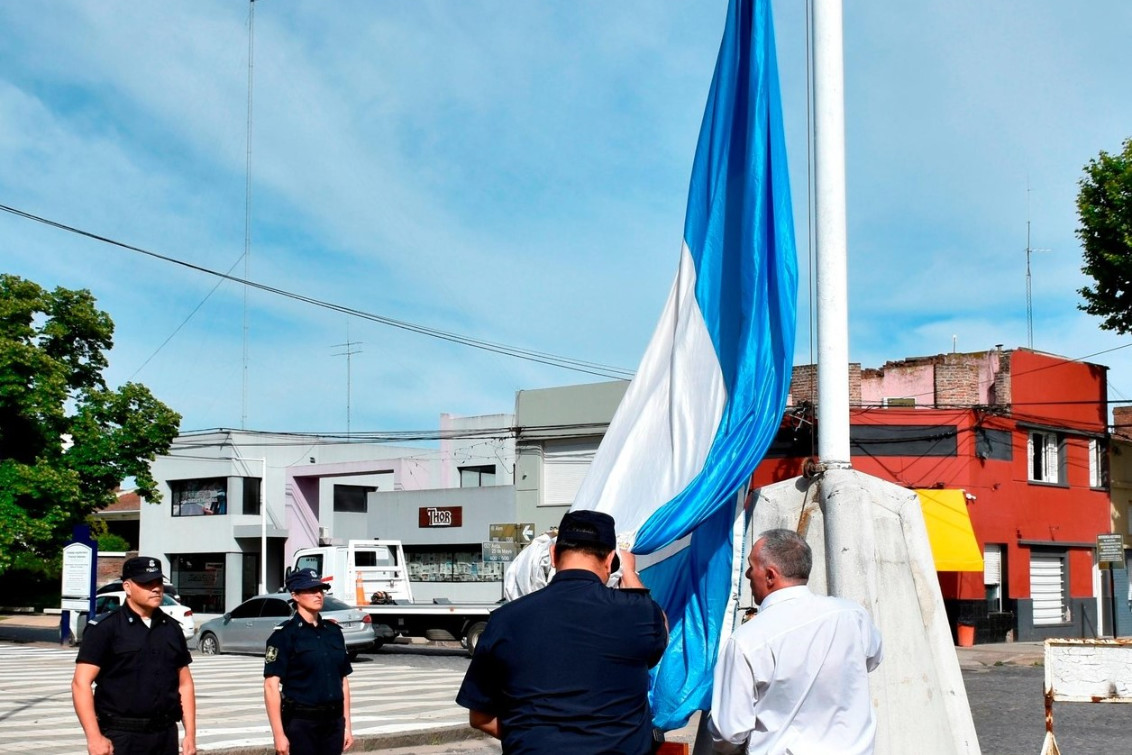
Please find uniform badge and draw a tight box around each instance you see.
[265,645,279,662]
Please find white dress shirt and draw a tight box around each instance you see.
[708,585,883,754]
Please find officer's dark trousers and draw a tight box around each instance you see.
[105,724,178,755]
[284,715,345,755]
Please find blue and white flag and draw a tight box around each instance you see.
[571,0,796,729]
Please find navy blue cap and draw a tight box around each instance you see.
[557,510,617,551]
[286,568,329,592]
[122,556,163,583]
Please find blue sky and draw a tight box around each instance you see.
[3,1,1131,434]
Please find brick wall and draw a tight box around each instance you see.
[934,360,980,406]
[788,364,861,406]
[96,551,137,587]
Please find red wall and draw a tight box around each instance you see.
[754,350,1109,602]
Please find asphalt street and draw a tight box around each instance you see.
[3,614,1130,754]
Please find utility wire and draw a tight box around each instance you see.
[0,202,635,380]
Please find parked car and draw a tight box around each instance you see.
[72,590,196,642]
[97,578,182,603]
[196,593,378,657]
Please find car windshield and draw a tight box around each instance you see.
[161,595,178,606]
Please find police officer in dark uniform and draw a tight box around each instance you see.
[71,556,197,755]
[264,568,354,755]
[457,510,668,754]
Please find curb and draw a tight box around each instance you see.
[208,725,486,754]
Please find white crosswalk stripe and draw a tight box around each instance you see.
[0,646,468,753]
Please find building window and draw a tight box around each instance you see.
[242,477,262,516]
[1030,550,1069,626]
[333,485,374,513]
[984,544,1004,612]
[1088,438,1108,489]
[170,478,227,517]
[542,439,599,506]
[1027,431,1063,484]
[459,465,496,487]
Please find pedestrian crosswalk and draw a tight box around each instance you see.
[0,645,469,753]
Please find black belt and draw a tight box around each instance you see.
[282,698,344,721]
[98,712,180,733]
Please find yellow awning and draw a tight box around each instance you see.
[915,489,984,572]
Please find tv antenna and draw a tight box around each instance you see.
[331,321,363,437]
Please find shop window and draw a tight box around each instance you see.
[170,553,225,614]
[459,465,496,487]
[404,545,500,582]
[170,478,227,517]
[1027,431,1063,484]
[333,485,374,513]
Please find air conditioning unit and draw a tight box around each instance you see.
[318,527,332,544]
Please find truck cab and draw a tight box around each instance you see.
[291,540,414,606]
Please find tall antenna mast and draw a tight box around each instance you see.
[1025,183,1050,350]
[332,321,363,438]
[241,0,256,428]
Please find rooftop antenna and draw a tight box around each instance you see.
[241,0,257,428]
[1025,182,1051,350]
[331,320,363,438]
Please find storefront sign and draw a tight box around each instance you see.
[419,506,462,528]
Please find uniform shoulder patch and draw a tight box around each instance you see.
[265,645,279,663]
[271,621,287,632]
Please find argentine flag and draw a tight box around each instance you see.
[571,0,796,729]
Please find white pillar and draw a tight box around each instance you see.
[813,0,851,468]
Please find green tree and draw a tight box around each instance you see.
[1077,137,1132,332]
[0,274,180,573]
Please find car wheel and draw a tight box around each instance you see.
[348,650,360,661]
[199,632,220,655]
[465,622,487,657]
[370,639,384,652]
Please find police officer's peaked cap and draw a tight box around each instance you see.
[286,568,329,592]
[121,556,164,583]
[556,510,617,551]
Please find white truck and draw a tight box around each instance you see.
[288,539,499,656]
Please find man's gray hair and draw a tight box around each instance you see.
[759,529,812,581]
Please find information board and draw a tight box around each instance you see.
[61,542,94,612]
[1097,534,1125,567]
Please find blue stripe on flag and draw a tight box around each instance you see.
[636,0,796,729]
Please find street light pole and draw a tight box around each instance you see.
[259,456,268,595]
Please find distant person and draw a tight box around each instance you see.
[456,509,668,754]
[264,568,354,755]
[72,556,197,755]
[708,529,883,754]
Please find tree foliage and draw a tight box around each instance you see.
[0,274,180,573]
[1077,137,1132,332]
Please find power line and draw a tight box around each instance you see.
[0,202,635,380]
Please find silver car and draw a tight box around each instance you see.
[196,593,377,657]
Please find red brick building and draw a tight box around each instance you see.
[756,348,1110,642]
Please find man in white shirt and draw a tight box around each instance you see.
[708,529,883,754]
